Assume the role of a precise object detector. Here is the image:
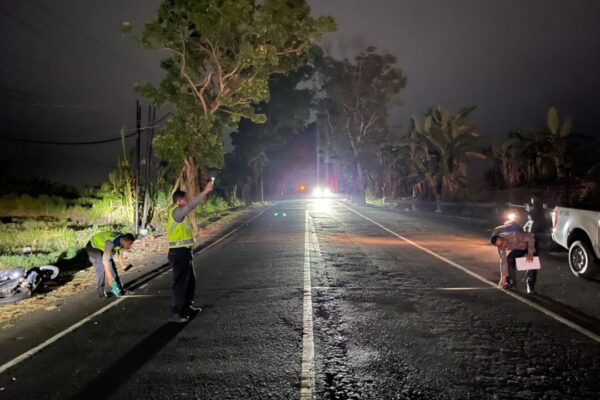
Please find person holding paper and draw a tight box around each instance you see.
[490,230,538,294]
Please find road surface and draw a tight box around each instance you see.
[1,200,599,399]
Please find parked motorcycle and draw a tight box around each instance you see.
[0,265,60,304]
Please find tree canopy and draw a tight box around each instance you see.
[126,0,335,194]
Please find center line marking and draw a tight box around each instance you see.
[301,208,316,399]
[336,201,600,343]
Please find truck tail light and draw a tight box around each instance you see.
[552,209,558,231]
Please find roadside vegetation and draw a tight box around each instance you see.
[0,188,240,270]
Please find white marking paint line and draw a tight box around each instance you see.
[436,287,495,291]
[300,209,316,399]
[311,286,493,292]
[0,207,270,375]
[0,297,126,375]
[337,201,600,344]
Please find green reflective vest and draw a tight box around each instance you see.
[167,205,194,248]
[90,231,122,252]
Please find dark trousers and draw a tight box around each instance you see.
[168,247,195,315]
[86,242,121,294]
[507,248,538,286]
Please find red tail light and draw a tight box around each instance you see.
[552,209,558,230]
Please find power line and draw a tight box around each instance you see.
[0,98,119,109]
[0,130,140,146]
[0,113,172,146]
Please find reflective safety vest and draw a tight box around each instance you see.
[90,231,122,252]
[167,205,194,248]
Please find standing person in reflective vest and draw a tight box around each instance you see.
[167,181,214,323]
[86,232,136,298]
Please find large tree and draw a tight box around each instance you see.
[317,47,407,204]
[126,0,335,196]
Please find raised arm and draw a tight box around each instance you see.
[172,181,214,222]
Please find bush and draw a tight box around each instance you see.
[197,196,230,218]
[365,188,385,206]
[0,193,131,226]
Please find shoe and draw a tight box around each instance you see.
[503,278,515,290]
[168,314,189,323]
[98,291,110,299]
[526,281,537,295]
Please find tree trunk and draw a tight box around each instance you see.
[354,162,366,205]
[183,156,199,197]
[231,184,238,205]
[430,179,442,212]
[260,172,264,203]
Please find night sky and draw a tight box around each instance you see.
[1,0,599,186]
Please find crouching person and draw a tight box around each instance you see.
[490,230,538,294]
[86,232,135,298]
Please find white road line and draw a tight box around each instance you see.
[311,286,494,291]
[436,287,495,291]
[0,207,270,376]
[337,201,600,343]
[300,209,316,399]
[0,297,126,375]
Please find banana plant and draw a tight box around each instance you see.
[545,106,572,179]
[406,106,482,200]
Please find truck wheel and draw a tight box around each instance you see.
[568,240,599,278]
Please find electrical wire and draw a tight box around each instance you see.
[0,113,172,146]
[0,98,119,109]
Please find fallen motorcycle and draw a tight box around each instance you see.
[0,265,60,304]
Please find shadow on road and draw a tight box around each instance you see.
[71,317,193,400]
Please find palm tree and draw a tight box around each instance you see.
[407,106,483,201]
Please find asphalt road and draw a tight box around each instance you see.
[1,200,599,399]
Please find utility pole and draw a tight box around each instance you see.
[316,124,320,188]
[324,123,330,190]
[134,100,142,234]
[141,104,154,230]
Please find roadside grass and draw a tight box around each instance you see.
[0,194,130,269]
[0,193,242,269]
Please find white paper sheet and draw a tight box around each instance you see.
[516,256,541,271]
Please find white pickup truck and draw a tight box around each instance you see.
[552,207,600,278]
